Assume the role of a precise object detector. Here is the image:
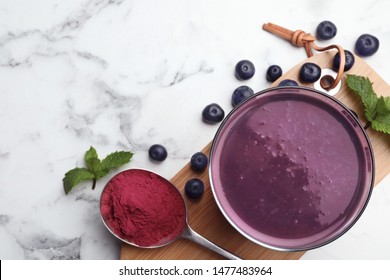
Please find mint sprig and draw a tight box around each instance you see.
[346,74,390,134]
[63,146,133,194]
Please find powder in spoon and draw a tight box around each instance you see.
[100,169,187,247]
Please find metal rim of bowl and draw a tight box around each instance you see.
[208,86,375,252]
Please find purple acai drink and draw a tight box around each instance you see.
[209,87,374,250]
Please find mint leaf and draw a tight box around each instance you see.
[85,146,98,160]
[86,157,101,177]
[346,75,378,121]
[346,75,390,134]
[63,147,133,194]
[372,114,390,133]
[376,96,390,115]
[85,146,100,171]
[63,167,95,195]
[99,151,133,178]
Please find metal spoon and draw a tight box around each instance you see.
[100,169,241,260]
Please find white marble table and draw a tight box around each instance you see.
[1,0,389,259]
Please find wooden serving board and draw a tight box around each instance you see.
[120,51,390,260]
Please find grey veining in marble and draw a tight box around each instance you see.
[1,0,390,259]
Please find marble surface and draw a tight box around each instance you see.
[0,0,389,260]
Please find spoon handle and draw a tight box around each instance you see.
[182,225,242,260]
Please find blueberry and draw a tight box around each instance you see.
[185,178,204,199]
[202,103,225,123]
[299,62,321,83]
[190,152,208,172]
[266,65,283,82]
[333,50,355,72]
[355,34,379,57]
[235,60,255,80]
[148,144,167,161]
[278,79,298,87]
[316,21,337,40]
[232,86,254,107]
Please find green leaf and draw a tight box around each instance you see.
[85,146,98,161]
[346,75,390,135]
[85,146,99,171]
[372,114,390,134]
[85,146,102,176]
[63,147,133,194]
[86,157,101,175]
[346,75,378,121]
[63,167,95,195]
[376,96,390,115]
[99,151,133,178]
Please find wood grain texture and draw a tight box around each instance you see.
[121,51,390,260]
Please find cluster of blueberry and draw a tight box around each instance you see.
[232,60,256,107]
[316,21,379,57]
[201,59,259,125]
[148,144,208,199]
[148,145,208,199]
[274,21,380,86]
[184,152,208,199]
